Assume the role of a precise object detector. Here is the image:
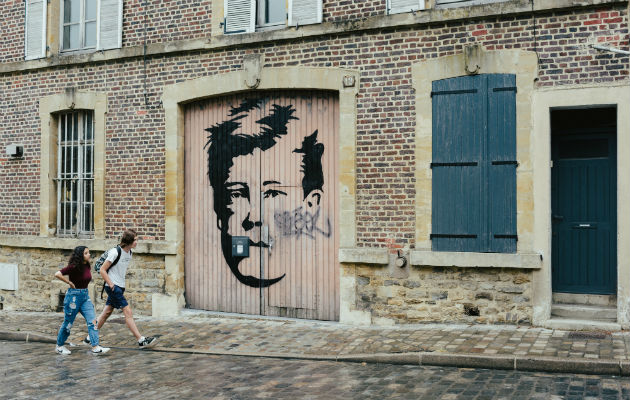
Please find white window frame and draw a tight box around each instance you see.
[256,0,286,30]
[387,0,424,15]
[60,0,98,52]
[56,110,95,238]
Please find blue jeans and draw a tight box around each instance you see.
[56,288,100,347]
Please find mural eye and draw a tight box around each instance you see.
[229,189,247,199]
[264,189,287,199]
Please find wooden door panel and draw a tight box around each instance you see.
[185,91,339,320]
[552,135,616,294]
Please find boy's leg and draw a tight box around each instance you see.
[96,305,113,330]
[121,305,142,341]
[56,292,80,346]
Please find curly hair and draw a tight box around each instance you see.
[68,246,89,270]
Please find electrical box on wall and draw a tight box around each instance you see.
[231,236,249,257]
[6,144,23,158]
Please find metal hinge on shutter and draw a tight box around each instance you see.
[493,87,517,92]
[491,160,518,166]
[494,234,518,241]
[430,89,477,97]
[430,162,478,168]
[430,234,478,239]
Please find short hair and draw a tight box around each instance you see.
[205,98,325,223]
[120,228,137,246]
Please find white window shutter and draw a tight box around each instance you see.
[25,0,47,60]
[288,0,322,27]
[97,0,122,50]
[387,0,424,15]
[224,0,255,34]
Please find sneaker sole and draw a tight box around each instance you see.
[139,340,157,349]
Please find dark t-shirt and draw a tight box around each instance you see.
[59,263,92,289]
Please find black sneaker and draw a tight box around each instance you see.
[138,337,157,348]
[82,336,91,345]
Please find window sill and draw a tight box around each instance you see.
[0,235,178,255]
[410,250,542,269]
[339,247,389,265]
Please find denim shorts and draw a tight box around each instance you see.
[104,285,129,309]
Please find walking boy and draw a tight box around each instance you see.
[86,228,157,348]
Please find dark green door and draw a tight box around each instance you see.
[552,133,616,294]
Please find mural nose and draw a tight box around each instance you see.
[242,214,262,231]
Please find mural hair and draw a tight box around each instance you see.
[204,97,325,227]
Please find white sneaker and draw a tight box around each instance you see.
[55,345,71,355]
[91,345,110,354]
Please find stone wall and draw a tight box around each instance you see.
[0,246,165,315]
[347,264,533,325]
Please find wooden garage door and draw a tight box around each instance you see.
[184,90,339,321]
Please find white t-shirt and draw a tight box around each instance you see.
[104,246,132,288]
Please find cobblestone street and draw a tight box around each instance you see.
[2,341,629,400]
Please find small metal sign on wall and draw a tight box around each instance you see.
[184,90,340,321]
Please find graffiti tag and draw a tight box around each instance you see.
[274,206,331,239]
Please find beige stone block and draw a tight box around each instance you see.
[376,286,395,298]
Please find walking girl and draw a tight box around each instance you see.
[54,246,110,355]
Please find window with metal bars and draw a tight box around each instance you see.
[56,111,94,238]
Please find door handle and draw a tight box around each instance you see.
[262,226,272,254]
[552,214,564,221]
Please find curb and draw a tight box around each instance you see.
[0,331,56,344]
[2,331,628,376]
[152,347,630,377]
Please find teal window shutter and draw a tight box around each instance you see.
[431,74,516,253]
[487,74,517,253]
[431,75,485,252]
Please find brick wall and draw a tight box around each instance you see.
[122,0,212,47]
[0,0,24,63]
[323,0,387,22]
[0,4,628,244]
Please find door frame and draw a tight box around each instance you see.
[161,67,359,320]
[532,85,630,328]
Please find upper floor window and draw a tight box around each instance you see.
[62,0,97,51]
[258,0,286,29]
[25,0,123,60]
[224,0,322,34]
[387,0,425,15]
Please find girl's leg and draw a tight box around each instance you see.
[56,291,80,346]
[79,295,100,347]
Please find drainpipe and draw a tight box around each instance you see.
[590,44,630,55]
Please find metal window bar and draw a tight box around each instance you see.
[56,111,94,238]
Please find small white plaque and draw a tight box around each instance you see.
[0,263,18,291]
[236,245,244,254]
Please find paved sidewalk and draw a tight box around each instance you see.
[1,310,629,376]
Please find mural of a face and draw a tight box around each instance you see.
[205,98,325,288]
